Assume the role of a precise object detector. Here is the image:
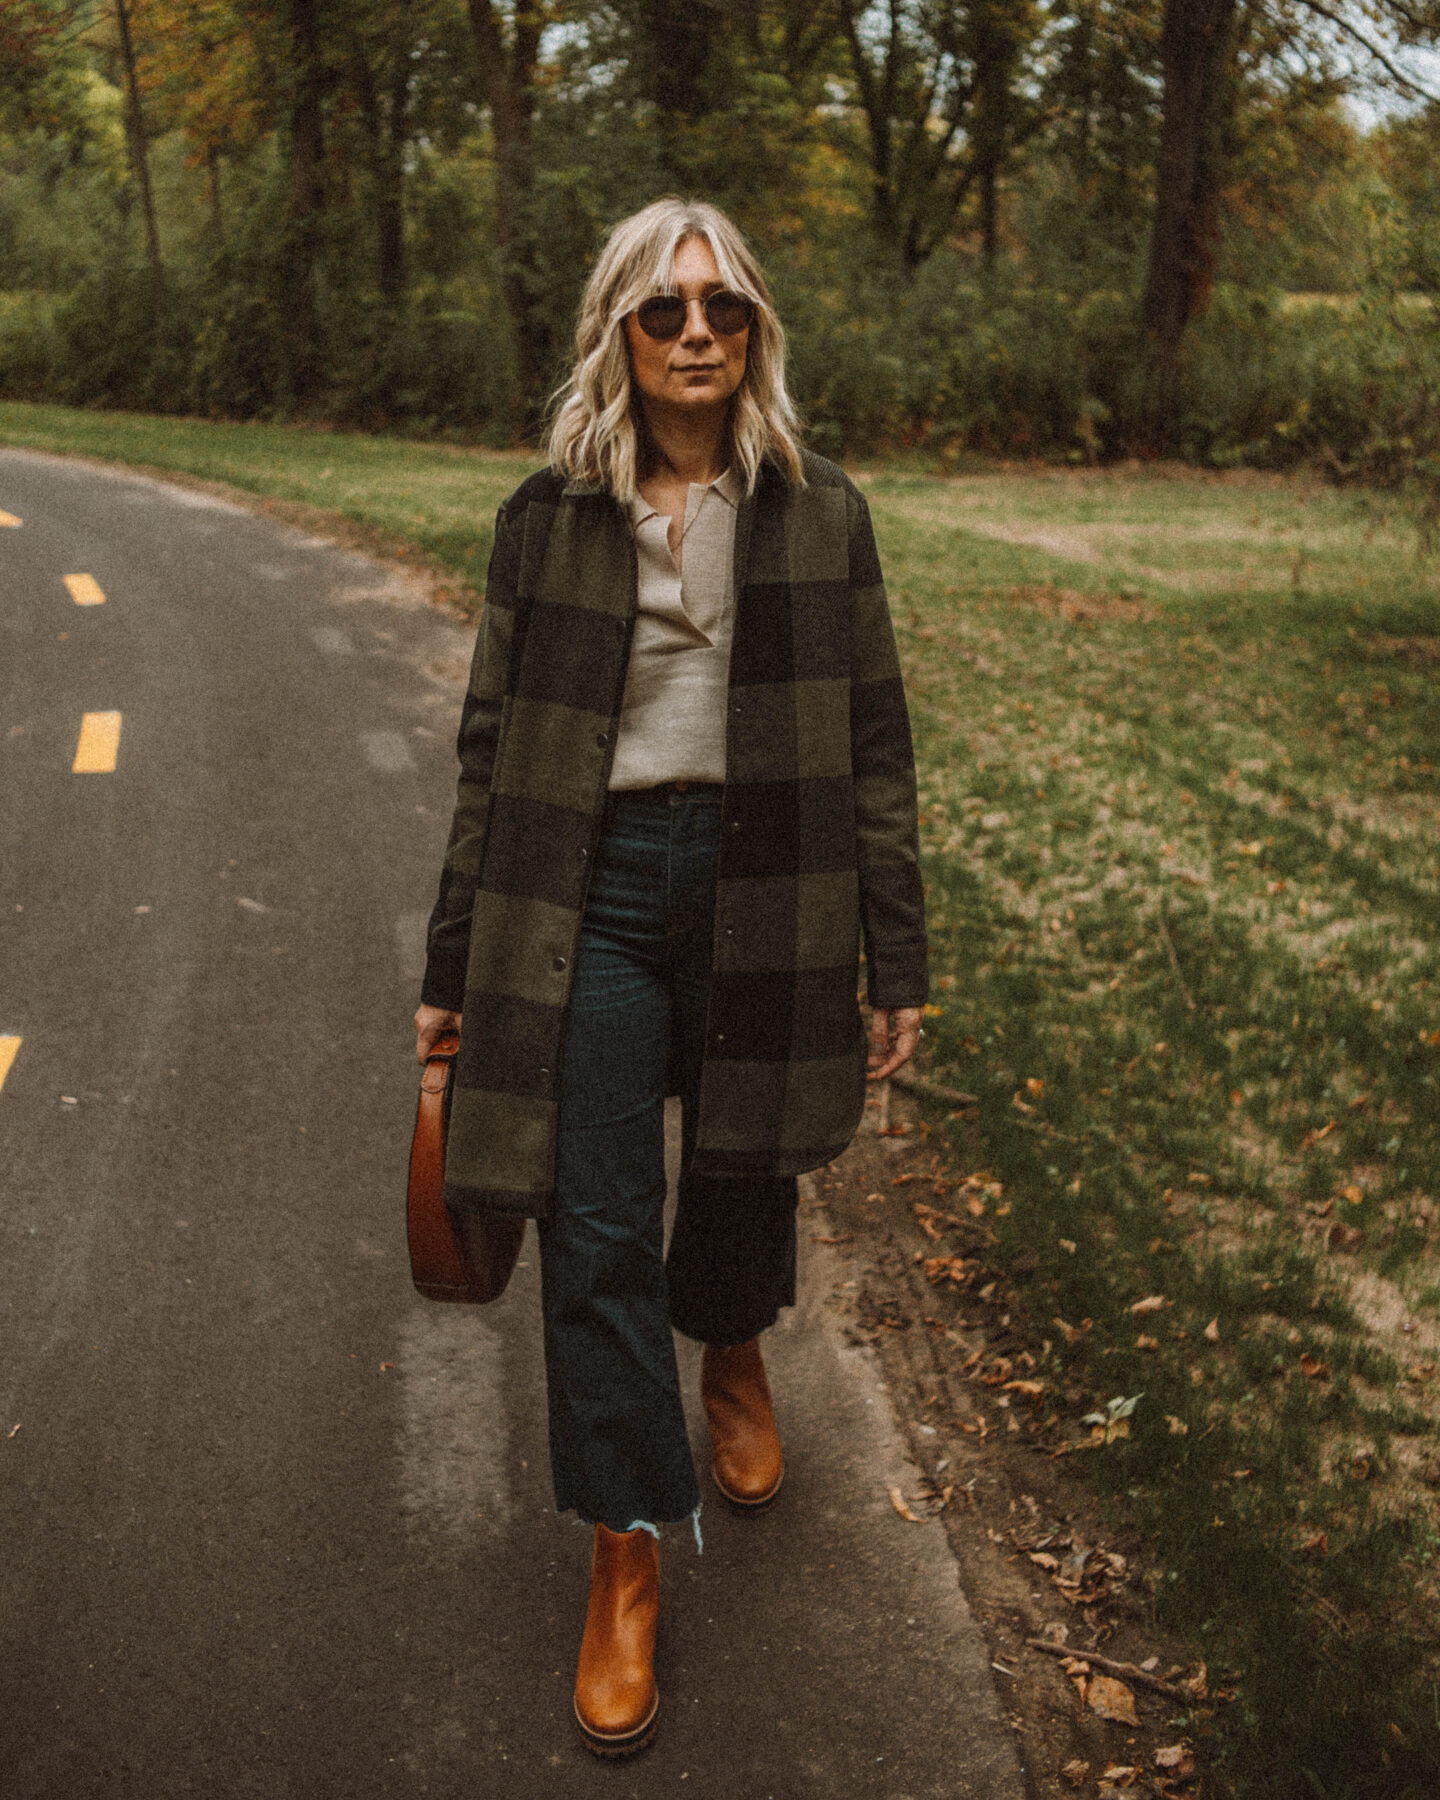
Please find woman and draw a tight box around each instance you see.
[414,197,927,1757]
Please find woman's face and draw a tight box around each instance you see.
[623,235,750,421]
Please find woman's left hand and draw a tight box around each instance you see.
[866,1006,924,1082]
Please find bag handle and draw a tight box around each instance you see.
[406,1035,476,1302]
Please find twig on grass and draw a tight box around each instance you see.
[892,1068,979,1107]
[1157,893,1196,1013]
[1024,1636,1191,1703]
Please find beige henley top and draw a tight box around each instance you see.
[607,466,741,791]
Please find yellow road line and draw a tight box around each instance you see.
[0,510,20,528]
[0,1037,20,1091]
[73,711,122,773]
[64,574,105,606]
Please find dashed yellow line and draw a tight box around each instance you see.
[0,510,20,528]
[0,1037,20,1091]
[73,711,122,773]
[64,574,105,607]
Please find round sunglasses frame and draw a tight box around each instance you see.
[632,290,756,341]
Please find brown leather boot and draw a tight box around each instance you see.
[701,1337,784,1509]
[573,1524,660,1757]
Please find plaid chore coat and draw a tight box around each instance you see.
[421,448,928,1218]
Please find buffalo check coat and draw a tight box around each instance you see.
[421,447,928,1219]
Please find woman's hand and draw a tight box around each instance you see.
[414,1002,462,1066]
[866,1006,924,1082]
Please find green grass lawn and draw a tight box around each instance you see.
[0,400,532,595]
[5,404,1439,1796]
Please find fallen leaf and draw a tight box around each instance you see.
[1058,1238,1077,1255]
[1101,1766,1141,1787]
[1059,1761,1091,1790]
[967,1196,987,1217]
[888,1486,924,1523]
[1341,1184,1364,1205]
[1025,1076,1045,1097]
[1166,1414,1189,1435]
[1203,1318,1221,1343]
[1028,1551,1060,1571]
[1301,1119,1337,1148]
[1327,1222,1364,1252]
[1299,1353,1330,1379]
[1300,1530,1329,1556]
[1180,1662,1208,1700]
[1004,1378,1045,1398]
[1155,1743,1195,1778]
[1129,1294,1167,1315]
[1135,1334,1159,1351]
[1085,1674,1139,1725]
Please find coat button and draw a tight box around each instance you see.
[596,732,609,748]
[715,1033,725,1045]
[578,847,588,859]
[730,820,741,831]
[539,1066,549,1080]
[552,955,567,970]
[725,927,734,936]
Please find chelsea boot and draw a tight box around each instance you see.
[700,1337,785,1509]
[573,1524,661,1757]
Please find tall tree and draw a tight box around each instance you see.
[114,0,166,323]
[834,0,1044,270]
[1137,0,1237,442]
[1136,0,1440,446]
[465,0,557,431]
[284,0,326,404]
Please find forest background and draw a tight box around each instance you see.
[0,0,1439,487]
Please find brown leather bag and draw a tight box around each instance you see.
[407,1034,525,1303]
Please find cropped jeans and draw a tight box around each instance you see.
[536,784,799,1536]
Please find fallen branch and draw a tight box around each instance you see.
[1024,1636,1191,1703]
[892,1068,979,1107]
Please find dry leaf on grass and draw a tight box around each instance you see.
[1101,1765,1142,1787]
[1203,1318,1221,1343]
[1299,1352,1330,1379]
[1085,1673,1140,1724]
[1155,1742,1196,1779]
[1129,1294,1167,1315]
[1060,1760,1091,1789]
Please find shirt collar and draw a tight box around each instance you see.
[631,466,742,525]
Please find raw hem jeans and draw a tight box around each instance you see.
[536,785,798,1535]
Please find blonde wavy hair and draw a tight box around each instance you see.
[547,198,805,503]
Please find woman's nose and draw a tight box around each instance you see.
[679,300,714,346]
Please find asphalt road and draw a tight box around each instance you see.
[0,448,1027,1800]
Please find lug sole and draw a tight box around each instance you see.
[574,1690,660,1758]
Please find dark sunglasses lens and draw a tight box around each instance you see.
[636,297,686,339]
[706,293,754,334]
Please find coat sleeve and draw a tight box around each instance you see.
[846,483,929,1010]
[419,504,523,1011]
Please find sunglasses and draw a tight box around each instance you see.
[633,290,756,341]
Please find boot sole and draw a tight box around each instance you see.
[574,1690,659,1758]
[712,1461,784,1511]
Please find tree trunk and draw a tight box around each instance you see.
[285,0,326,407]
[205,145,225,246]
[466,0,551,436]
[113,0,164,326]
[1138,0,1239,448]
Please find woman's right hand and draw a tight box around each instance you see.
[414,1002,462,1065]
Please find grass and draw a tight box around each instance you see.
[4,402,1439,1795]
[867,462,1440,1798]
[0,400,532,595]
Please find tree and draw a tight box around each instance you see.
[1137,0,1238,442]
[833,0,1045,270]
[465,0,558,430]
[1136,0,1440,446]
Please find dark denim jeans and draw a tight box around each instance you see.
[536,785,799,1534]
